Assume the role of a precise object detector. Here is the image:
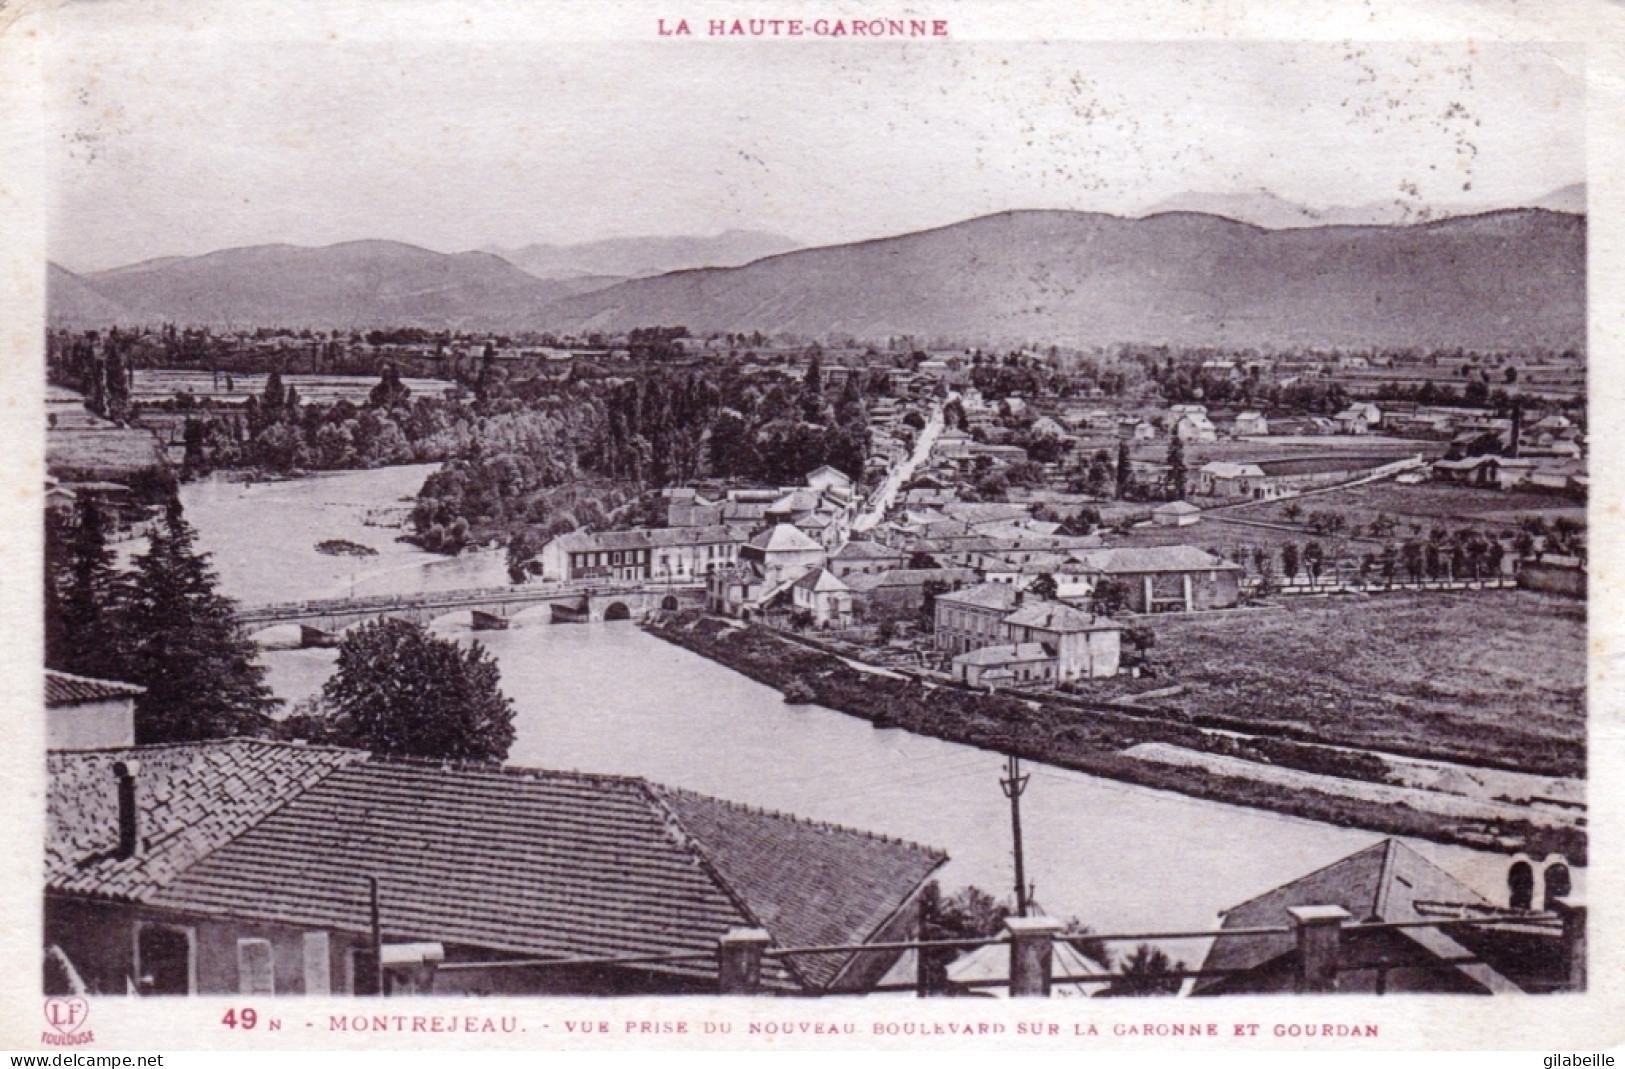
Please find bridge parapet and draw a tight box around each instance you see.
[237,579,707,631]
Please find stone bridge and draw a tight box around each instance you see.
[236,580,708,642]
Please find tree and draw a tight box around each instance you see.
[47,496,127,681]
[1302,540,1325,584]
[1380,541,1400,587]
[1092,577,1130,616]
[1281,542,1300,582]
[803,353,823,395]
[323,617,516,762]
[1027,573,1059,601]
[1165,434,1187,500]
[369,362,413,408]
[1122,625,1156,669]
[908,550,938,570]
[122,502,278,743]
[261,371,286,411]
[1100,944,1183,997]
[919,579,952,632]
[506,528,542,584]
[1402,539,1425,582]
[916,882,1012,995]
[1250,545,1278,597]
[1115,441,1132,500]
[1283,502,1303,524]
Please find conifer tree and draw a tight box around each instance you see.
[122,501,277,742]
[49,497,129,682]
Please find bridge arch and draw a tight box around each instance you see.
[427,610,473,631]
[508,604,556,626]
[602,602,633,622]
[660,595,679,611]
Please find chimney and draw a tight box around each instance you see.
[112,761,139,860]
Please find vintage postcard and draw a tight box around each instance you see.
[0,0,1620,1054]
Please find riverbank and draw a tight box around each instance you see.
[644,613,1585,863]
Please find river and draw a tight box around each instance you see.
[181,465,1523,959]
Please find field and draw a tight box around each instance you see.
[1230,480,1584,536]
[1139,590,1586,777]
[131,370,455,406]
[46,426,169,482]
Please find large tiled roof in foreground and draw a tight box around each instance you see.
[49,741,945,992]
[46,740,365,901]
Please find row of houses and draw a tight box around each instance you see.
[537,466,862,583]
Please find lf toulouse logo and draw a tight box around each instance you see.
[43,997,95,1046]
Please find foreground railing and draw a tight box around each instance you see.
[418,903,1582,998]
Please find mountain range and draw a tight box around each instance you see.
[483,229,802,280]
[1140,183,1586,230]
[48,205,1585,350]
[539,208,1584,351]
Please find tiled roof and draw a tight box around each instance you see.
[47,740,365,901]
[1075,546,1242,574]
[1200,462,1266,478]
[55,745,946,992]
[45,669,145,707]
[1194,839,1516,995]
[832,540,904,561]
[769,489,822,513]
[952,642,1054,667]
[1002,602,1122,633]
[942,503,1031,526]
[936,581,1023,613]
[845,568,979,592]
[748,524,823,553]
[653,786,946,989]
[791,568,850,593]
[550,525,747,553]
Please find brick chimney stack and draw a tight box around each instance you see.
[112,760,139,860]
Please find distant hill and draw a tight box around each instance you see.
[1142,184,1588,230]
[485,230,802,280]
[48,263,133,327]
[48,211,1584,349]
[534,208,1584,351]
[52,241,621,330]
[1535,183,1586,214]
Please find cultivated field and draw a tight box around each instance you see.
[131,370,455,405]
[1228,481,1584,535]
[1137,590,1586,777]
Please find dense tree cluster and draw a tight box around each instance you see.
[45,497,277,743]
[310,618,517,763]
[412,357,873,552]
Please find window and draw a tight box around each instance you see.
[237,937,275,995]
[134,922,195,995]
[350,947,380,996]
[303,932,331,996]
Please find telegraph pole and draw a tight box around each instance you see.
[1000,754,1031,917]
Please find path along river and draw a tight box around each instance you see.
[182,464,1528,959]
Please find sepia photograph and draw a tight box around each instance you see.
[6,0,1616,1052]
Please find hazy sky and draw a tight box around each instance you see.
[46,2,1585,271]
